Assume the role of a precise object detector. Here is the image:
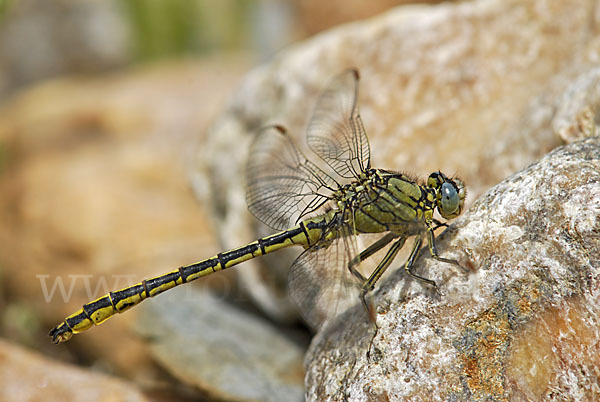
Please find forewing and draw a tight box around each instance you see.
[306,69,371,179]
[246,125,338,230]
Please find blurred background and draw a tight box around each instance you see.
[0,0,423,401]
[0,0,416,96]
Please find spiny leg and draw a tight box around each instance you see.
[427,226,466,271]
[360,236,406,362]
[432,219,449,230]
[347,232,399,283]
[359,236,407,325]
[361,228,456,322]
[403,235,439,292]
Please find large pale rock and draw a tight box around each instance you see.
[305,137,599,400]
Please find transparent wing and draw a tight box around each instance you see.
[307,69,371,180]
[288,224,362,330]
[245,125,339,230]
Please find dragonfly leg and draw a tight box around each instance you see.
[348,232,399,282]
[432,219,449,230]
[427,226,466,271]
[366,325,382,362]
[404,235,439,292]
[359,236,407,324]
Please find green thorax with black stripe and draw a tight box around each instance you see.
[329,169,435,236]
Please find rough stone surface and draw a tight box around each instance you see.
[0,339,148,402]
[304,137,599,400]
[194,0,600,325]
[135,287,305,402]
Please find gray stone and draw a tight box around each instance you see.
[135,287,305,402]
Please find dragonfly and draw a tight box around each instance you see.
[50,69,465,344]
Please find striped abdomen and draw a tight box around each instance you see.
[49,217,329,344]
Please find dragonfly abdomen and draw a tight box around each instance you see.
[49,220,328,344]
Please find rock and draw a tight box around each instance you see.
[195,0,600,327]
[304,137,600,400]
[0,339,148,402]
[134,286,306,402]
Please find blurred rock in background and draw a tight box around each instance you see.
[0,0,419,99]
[0,0,130,98]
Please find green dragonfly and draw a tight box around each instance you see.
[50,69,465,344]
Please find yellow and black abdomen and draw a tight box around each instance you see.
[49,216,332,344]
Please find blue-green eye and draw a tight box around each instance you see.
[440,182,459,214]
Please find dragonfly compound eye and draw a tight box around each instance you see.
[440,182,459,215]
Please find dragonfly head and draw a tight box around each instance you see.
[427,172,465,220]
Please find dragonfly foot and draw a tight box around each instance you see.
[366,326,382,363]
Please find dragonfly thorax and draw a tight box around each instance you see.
[303,169,465,246]
[325,169,431,236]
